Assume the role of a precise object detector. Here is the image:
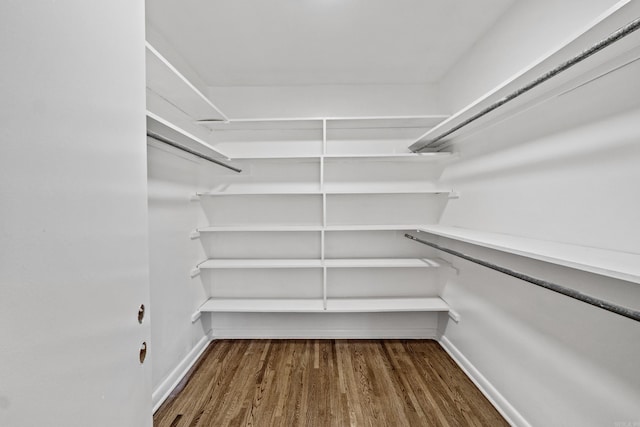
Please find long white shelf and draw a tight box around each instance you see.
[324,224,423,231]
[198,225,324,232]
[410,0,640,150]
[417,225,640,284]
[326,297,449,312]
[147,112,231,160]
[225,152,454,160]
[197,189,451,196]
[324,185,451,195]
[199,259,323,269]
[197,189,322,196]
[146,42,228,122]
[198,258,440,269]
[199,297,449,313]
[198,224,423,232]
[324,258,440,268]
[200,298,325,313]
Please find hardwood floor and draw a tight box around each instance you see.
[154,339,508,427]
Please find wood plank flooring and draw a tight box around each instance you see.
[154,339,508,427]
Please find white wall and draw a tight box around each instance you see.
[435,1,640,425]
[208,84,440,119]
[0,1,151,426]
[147,140,239,409]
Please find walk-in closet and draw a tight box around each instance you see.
[2,1,639,426]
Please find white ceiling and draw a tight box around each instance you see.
[146,0,515,87]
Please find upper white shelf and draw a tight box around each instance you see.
[410,0,640,150]
[324,185,452,195]
[199,115,448,131]
[324,225,424,231]
[146,42,228,122]
[417,225,640,284]
[197,187,452,196]
[146,112,231,160]
[226,152,453,160]
[199,258,440,269]
[197,225,425,232]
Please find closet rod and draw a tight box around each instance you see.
[147,131,242,173]
[410,16,640,152]
[404,233,640,323]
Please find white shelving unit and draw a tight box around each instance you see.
[193,119,455,315]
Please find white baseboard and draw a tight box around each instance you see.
[211,328,438,339]
[438,336,530,427]
[152,330,214,413]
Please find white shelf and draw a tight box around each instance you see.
[410,0,640,150]
[324,225,423,231]
[199,258,439,269]
[324,258,440,268]
[146,112,231,159]
[322,153,453,160]
[198,297,449,313]
[199,259,323,269]
[198,188,450,196]
[199,225,422,232]
[146,42,228,122]
[226,152,453,160]
[417,225,640,284]
[199,225,323,232]
[200,298,325,312]
[326,297,449,312]
[198,189,322,196]
[324,187,452,195]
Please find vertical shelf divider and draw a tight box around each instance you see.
[321,119,327,309]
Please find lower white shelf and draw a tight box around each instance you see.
[198,297,449,313]
[326,297,449,312]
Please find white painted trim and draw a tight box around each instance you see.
[211,328,437,339]
[438,336,531,427]
[152,330,214,413]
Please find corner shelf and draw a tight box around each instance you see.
[417,225,640,284]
